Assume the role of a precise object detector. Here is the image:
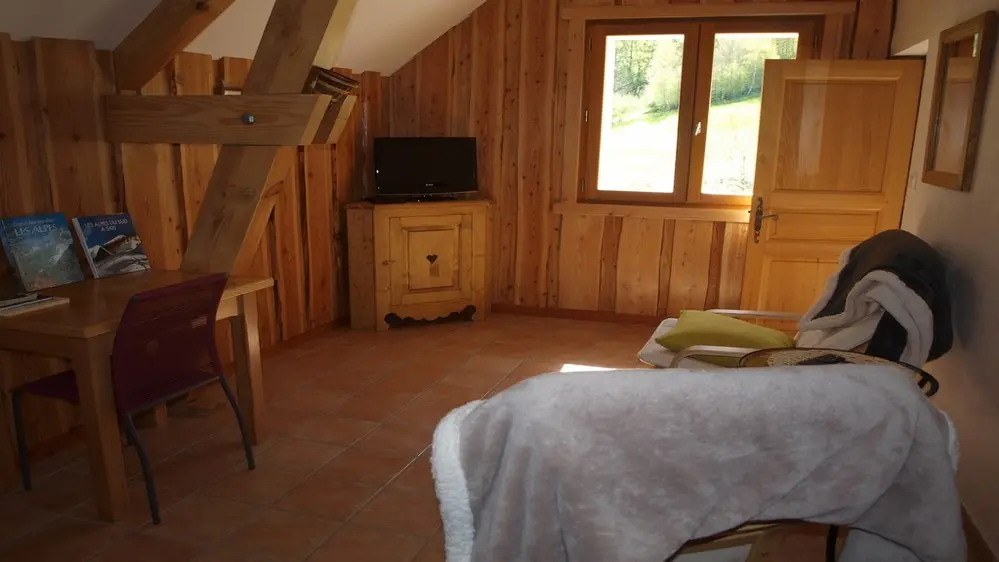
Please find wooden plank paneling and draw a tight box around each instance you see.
[615,218,665,315]
[598,216,623,311]
[120,68,185,270]
[272,148,309,339]
[546,16,572,308]
[666,221,715,316]
[0,34,34,216]
[470,0,507,306]
[359,72,385,197]
[334,69,360,202]
[11,42,54,215]
[391,59,420,137]
[303,146,337,327]
[449,19,475,136]
[418,35,452,138]
[557,215,604,310]
[496,0,522,304]
[515,0,558,307]
[34,38,117,216]
[704,222,727,310]
[172,52,217,237]
[853,0,894,60]
[347,207,376,329]
[656,220,676,316]
[719,223,749,310]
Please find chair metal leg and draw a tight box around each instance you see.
[11,390,31,491]
[217,376,255,471]
[122,414,160,525]
[826,525,840,562]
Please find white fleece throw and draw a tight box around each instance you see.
[431,366,964,562]
[797,248,934,366]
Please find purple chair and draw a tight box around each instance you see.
[10,273,255,524]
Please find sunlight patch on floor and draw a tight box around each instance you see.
[560,364,616,373]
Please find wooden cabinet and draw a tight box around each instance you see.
[346,200,491,330]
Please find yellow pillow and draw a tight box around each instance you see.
[656,310,794,367]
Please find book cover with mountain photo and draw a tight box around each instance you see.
[72,213,151,278]
[0,213,85,291]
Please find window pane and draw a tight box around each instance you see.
[700,33,799,196]
[597,35,685,194]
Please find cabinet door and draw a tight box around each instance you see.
[388,213,474,306]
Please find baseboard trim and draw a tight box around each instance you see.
[491,304,662,325]
[260,319,348,359]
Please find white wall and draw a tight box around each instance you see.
[894,0,999,550]
[0,0,487,74]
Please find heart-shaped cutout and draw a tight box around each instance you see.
[426,254,438,264]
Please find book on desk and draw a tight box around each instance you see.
[0,212,150,317]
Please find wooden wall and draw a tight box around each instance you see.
[0,34,381,485]
[382,0,893,315]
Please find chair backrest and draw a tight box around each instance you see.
[110,273,228,415]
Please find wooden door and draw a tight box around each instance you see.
[741,59,923,316]
[388,214,474,306]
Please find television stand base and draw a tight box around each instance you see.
[366,192,476,205]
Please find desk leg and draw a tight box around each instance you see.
[231,294,265,445]
[72,336,129,522]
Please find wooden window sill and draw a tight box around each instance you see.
[554,202,750,223]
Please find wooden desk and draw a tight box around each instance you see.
[0,270,273,522]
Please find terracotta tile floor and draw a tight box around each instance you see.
[0,314,654,562]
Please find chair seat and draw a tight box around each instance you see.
[637,318,722,369]
[17,368,218,412]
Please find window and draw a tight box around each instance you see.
[581,19,816,206]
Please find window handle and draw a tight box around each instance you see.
[694,121,703,136]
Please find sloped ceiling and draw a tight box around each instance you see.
[0,0,486,74]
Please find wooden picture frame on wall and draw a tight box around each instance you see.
[922,11,998,191]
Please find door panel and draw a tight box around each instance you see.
[768,210,879,243]
[776,81,897,193]
[742,59,923,314]
[388,214,473,306]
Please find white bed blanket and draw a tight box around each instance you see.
[432,366,963,562]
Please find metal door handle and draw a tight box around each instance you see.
[753,197,779,243]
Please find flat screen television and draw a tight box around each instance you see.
[373,137,478,201]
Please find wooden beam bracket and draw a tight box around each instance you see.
[312,94,357,144]
[104,93,333,145]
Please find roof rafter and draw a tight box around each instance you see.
[114,0,237,91]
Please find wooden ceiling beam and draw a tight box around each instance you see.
[114,0,236,91]
[104,93,333,145]
[181,0,359,274]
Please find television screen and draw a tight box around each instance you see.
[374,137,478,197]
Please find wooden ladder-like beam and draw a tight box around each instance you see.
[181,0,359,274]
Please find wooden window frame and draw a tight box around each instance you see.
[687,19,818,207]
[581,21,701,205]
[573,16,818,213]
